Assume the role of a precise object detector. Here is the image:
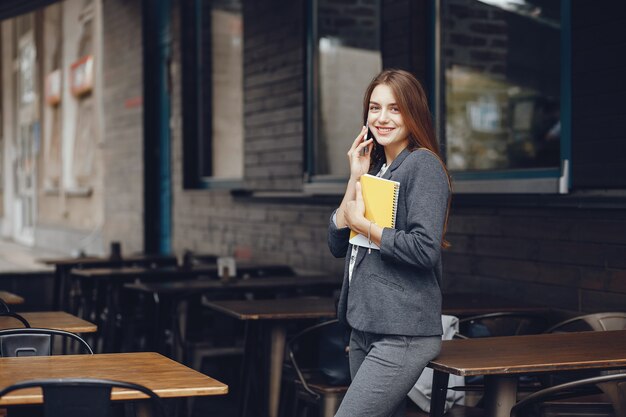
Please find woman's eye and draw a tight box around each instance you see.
[369,105,380,111]
[390,107,400,113]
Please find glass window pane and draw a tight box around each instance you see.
[210,0,243,179]
[442,0,561,171]
[315,0,382,177]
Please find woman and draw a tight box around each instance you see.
[328,69,451,417]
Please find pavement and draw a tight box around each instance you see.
[0,239,61,272]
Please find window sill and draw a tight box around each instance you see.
[453,190,626,210]
[452,177,560,194]
[231,189,341,205]
[192,178,245,190]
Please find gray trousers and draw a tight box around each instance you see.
[334,329,441,417]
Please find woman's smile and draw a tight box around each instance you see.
[375,126,395,135]
[367,84,408,159]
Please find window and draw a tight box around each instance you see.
[306,0,382,186]
[437,0,569,193]
[182,0,243,188]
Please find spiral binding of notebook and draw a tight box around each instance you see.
[349,174,400,250]
[390,182,399,229]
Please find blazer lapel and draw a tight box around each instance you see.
[382,147,410,180]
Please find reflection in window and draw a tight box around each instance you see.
[313,0,382,178]
[442,0,561,171]
[182,0,242,186]
[210,1,243,179]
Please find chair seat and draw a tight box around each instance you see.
[545,392,611,405]
[542,391,614,416]
[538,393,615,417]
[294,376,348,395]
[406,402,484,417]
[406,404,485,417]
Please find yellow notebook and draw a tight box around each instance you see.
[349,174,400,250]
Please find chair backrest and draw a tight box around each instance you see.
[0,378,166,417]
[510,373,626,417]
[459,312,548,338]
[0,311,31,328]
[287,319,350,400]
[0,328,93,357]
[0,298,10,313]
[545,312,626,333]
[0,297,31,328]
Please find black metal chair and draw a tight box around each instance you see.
[545,312,626,333]
[540,312,626,393]
[459,312,549,338]
[0,297,32,328]
[0,378,167,417]
[283,319,349,417]
[0,297,10,312]
[0,328,93,357]
[510,373,626,417]
[0,311,31,328]
[455,312,549,406]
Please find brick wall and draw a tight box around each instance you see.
[243,0,305,190]
[444,204,626,311]
[443,0,508,77]
[101,0,144,254]
[318,0,379,51]
[381,0,429,82]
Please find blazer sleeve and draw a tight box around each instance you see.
[328,209,351,258]
[379,152,450,269]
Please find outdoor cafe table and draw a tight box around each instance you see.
[71,263,295,351]
[38,254,177,311]
[123,274,342,353]
[202,297,337,417]
[428,329,626,417]
[0,311,96,333]
[0,291,24,305]
[0,352,227,406]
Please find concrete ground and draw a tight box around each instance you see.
[0,239,60,272]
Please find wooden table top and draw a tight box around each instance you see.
[0,291,24,305]
[123,274,341,295]
[442,293,549,315]
[0,352,228,405]
[38,254,177,267]
[0,312,97,333]
[71,262,292,280]
[430,329,626,376]
[202,297,337,321]
[71,264,217,279]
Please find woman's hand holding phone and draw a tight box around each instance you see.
[348,125,373,180]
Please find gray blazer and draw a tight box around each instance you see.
[328,148,450,336]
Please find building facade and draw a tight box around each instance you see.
[0,0,106,253]
[1,0,625,311]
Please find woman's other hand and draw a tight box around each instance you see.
[348,126,374,180]
[345,181,367,231]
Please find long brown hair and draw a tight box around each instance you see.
[362,69,452,248]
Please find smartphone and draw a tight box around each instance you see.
[360,125,370,156]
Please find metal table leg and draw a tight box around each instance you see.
[430,370,450,417]
[484,375,518,417]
